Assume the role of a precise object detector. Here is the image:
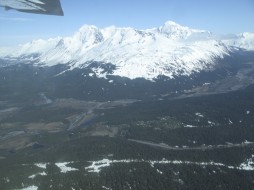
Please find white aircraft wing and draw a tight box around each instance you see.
[0,0,64,16]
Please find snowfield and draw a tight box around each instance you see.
[1,21,253,80]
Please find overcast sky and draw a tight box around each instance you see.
[0,0,254,46]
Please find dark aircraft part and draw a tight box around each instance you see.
[0,0,64,16]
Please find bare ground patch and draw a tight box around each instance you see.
[24,122,66,133]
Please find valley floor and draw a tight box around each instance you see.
[0,84,254,190]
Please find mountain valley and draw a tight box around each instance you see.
[0,21,254,190]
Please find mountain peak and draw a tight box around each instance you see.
[159,21,197,39]
[71,24,104,46]
[163,20,183,27]
[75,24,101,38]
[78,24,98,32]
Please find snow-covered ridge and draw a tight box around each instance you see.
[0,21,253,80]
[222,32,254,50]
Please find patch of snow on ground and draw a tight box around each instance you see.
[28,175,36,179]
[16,186,38,190]
[238,155,254,171]
[228,119,233,124]
[4,177,10,183]
[195,113,204,117]
[28,171,47,179]
[208,121,216,126]
[184,124,197,128]
[92,67,108,79]
[243,140,253,144]
[55,162,78,173]
[85,159,111,173]
[85,159,139,173]
[156,169,163,174]
[102,186,112,190]
[34,163,47,169]
[85,158,254,173]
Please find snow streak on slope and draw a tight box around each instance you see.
[1,21,253,80]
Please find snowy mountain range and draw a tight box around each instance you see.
[0,21,254,80]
